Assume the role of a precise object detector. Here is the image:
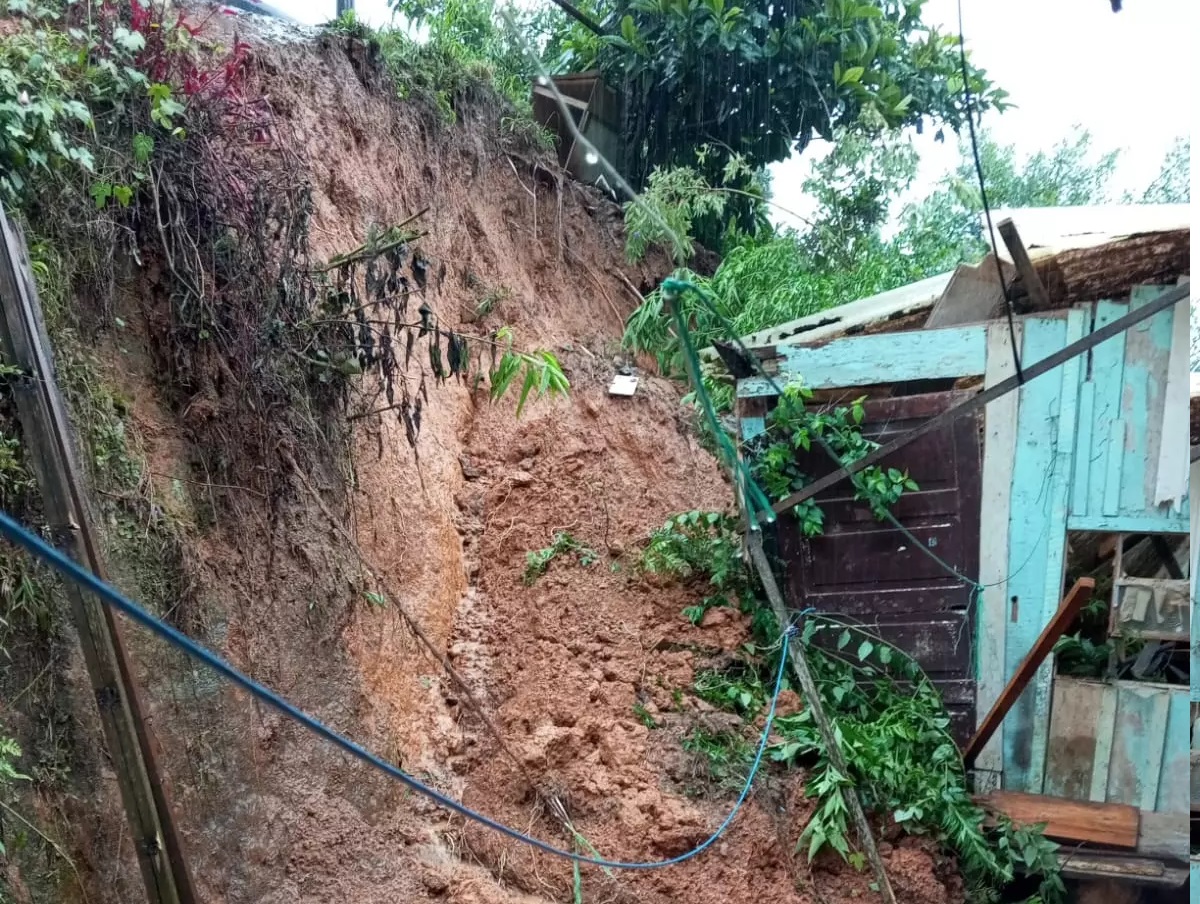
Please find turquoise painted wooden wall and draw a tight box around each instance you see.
[735,287,1190,809]
[1000,290,1188,797]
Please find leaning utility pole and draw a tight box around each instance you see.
[0,208,195,904]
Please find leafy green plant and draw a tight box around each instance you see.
[379,0,561,120]
[638,510,1063,901]
[745,380,916,533]
[523,531,597,585]
[0,734,30,856]
[585,0,1008,216]
[489,327,570,418]
[639,510,778,641]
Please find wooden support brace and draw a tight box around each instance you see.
[0,209,194,903]
[997,218,1051,310]
[745,532,897,904]
[963,577,1095,764]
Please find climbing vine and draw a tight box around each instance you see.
[746,379,917,537]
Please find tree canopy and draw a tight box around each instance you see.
[390,0,1009,195]
[575,0,1008,190]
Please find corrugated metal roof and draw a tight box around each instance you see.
[734,269,953,352]
[983,204,1189,263]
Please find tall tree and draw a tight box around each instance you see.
[587,0,1008,191]
[1137,136,1189,204]
[895,129,1120,275]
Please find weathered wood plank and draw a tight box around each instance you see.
[1030,308,1086,793]
[1136,811,1188,860]
[998,218,1051,311]
[975,790,1139,849]
[976,321,1022,781]
[1070,379,1096,518]
[1107,684,1171,810]
[1102,420,1126,516]
[924,261,1005,329]
[1156,689,1190,813]
[1068,514,1189,533]
[1089,685,1118,803]
[1092,300,1128,519]
[1061,853,1186,887]
[736,324,988,397]
[1153,296,1189,509]
[1044,678,1105,801]
[1003,316,1069,793]
[1122,285,1174,518]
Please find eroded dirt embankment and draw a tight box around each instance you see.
[20,20,960,904]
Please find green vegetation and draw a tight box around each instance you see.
[523,530,598,584]
[329,5,551,136]
[638,512,1064,904]
[577,0,1005,194]
[622,127,1182,414]
[748,381,917,534]
[488,327,570,418]
[1136,136,1189,204]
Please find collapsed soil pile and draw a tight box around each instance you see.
[5,16,961,904]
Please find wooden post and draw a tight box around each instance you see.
[996,218,1051,311]
[0,210,193,904]
[745,532,897,904]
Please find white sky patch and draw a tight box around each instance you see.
[771,0,1194,230]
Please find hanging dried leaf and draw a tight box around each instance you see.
[355,307,374,367]
[380,326,396,406]
[365,259,378,300]
[456,335,468,382]
[404,327,415,368]
[413,255,429,289]
[385,246,404,274]
[447,330,462,377]
[419,372,429,404]
[395,275,410,316]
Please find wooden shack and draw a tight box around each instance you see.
[731,207,1191,886]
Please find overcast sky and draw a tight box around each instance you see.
[279,0,1192,227]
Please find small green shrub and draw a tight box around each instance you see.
[489,327,569,418]
[522,531,597,585]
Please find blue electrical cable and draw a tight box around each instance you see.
[0,508,795,870]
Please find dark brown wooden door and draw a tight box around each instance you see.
[775,390,983,742]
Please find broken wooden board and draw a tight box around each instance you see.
[1059,852,1187,887]
[923,260,1008,329]
[975,790,1139,849]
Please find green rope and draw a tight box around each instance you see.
[661,276,775,528]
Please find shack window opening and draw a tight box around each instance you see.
[1056,531,1189,685]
